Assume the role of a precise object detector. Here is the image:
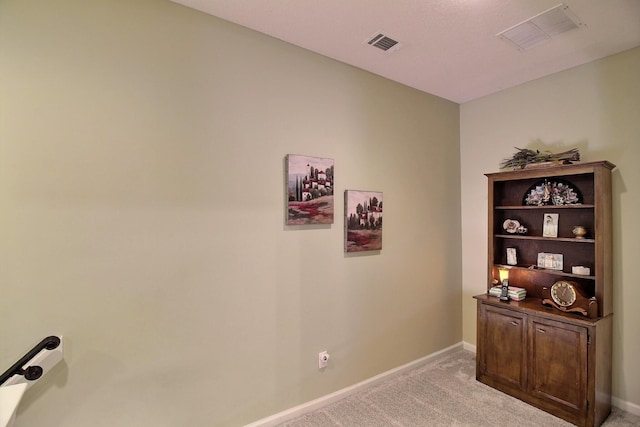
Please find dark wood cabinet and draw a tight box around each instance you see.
[475,161,614,427]
[528,315,590,421]
[478,304,527,390]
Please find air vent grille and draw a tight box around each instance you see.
[366,33,401,52]
[497,4,585,50]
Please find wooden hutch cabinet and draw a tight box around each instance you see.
[474,161,615,427]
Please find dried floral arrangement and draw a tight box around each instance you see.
[500,148,580,169]
[523,179,582,206]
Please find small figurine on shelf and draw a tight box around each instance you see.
[503,219,528,235]
[572,226,587,239]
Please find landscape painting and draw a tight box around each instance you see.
[286,154,334,225]
[345,190,383,252]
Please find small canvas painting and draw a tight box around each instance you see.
[345,190,383,252]
[286,154,334,225]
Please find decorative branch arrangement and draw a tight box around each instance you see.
[500,148,580,169]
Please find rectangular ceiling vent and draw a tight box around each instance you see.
[365,32,402,52]
[497,4,585,50]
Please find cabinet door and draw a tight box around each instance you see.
[529,316,588,417]
[478,304,527,390]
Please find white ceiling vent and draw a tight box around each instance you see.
[497,4,585,50]
[365,32,402,52]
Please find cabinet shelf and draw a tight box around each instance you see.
[474,294,604,324]
[493,264,595,281]
[496,204,595,210]
[495,234,595,243]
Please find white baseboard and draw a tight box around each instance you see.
[462,340,476,353]
[244,342,465,427]
[612,396,640,417]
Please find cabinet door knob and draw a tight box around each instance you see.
[510,321,518,326]
[537,328,546,333]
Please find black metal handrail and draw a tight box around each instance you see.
[0,336,61,386]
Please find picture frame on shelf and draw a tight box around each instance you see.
[543,213,559,238]
[506,247,517,266]
[537,252,563,271]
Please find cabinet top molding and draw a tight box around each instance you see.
[486,160,616,180]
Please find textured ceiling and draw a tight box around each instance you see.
[171,0,640,103]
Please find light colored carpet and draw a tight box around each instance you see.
[276,349,640,427]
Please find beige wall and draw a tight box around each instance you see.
[0,0,461,426]
[461,47,640,411]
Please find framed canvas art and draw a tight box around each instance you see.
[286,154,334,225]
[345,190,383,252]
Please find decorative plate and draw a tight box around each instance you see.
[523,178,582,206]
[503,219,520,233]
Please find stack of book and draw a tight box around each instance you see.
[488,285,527,301]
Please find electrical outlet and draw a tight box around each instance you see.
[318,351,330,369]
